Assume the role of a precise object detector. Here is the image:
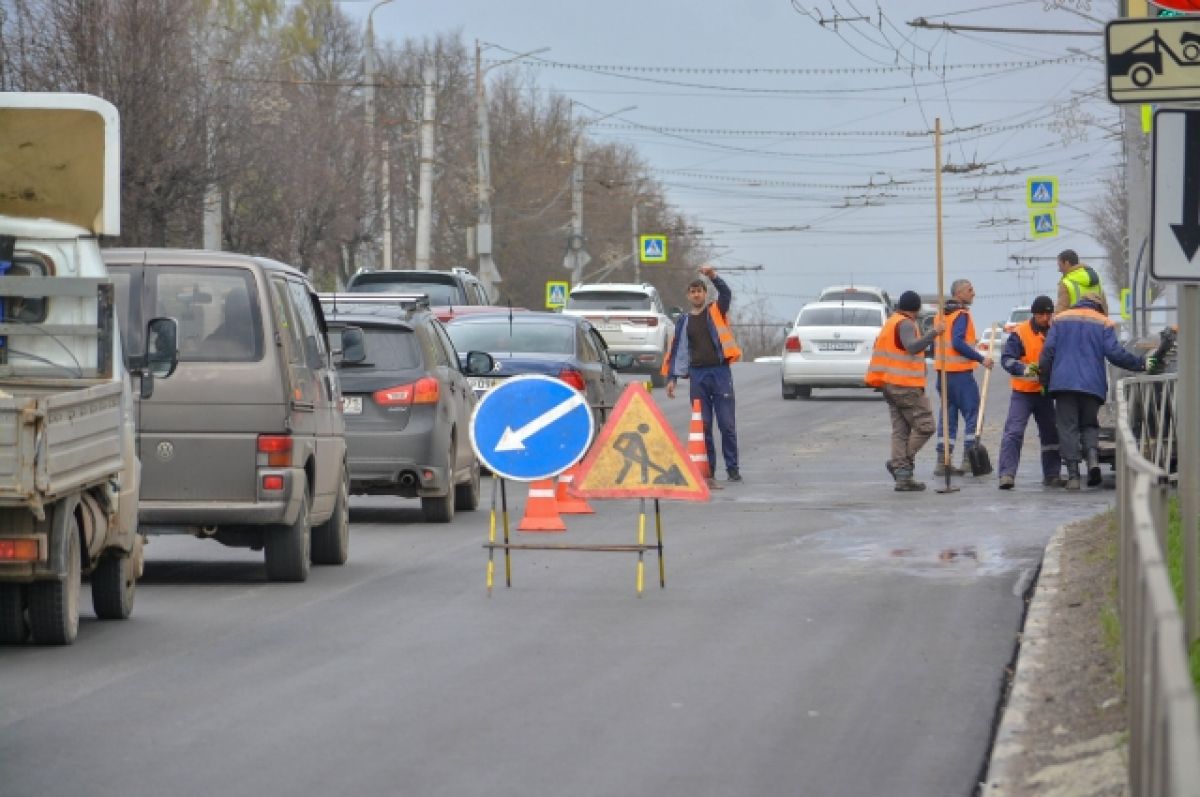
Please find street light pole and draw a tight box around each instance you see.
[475,43,548,298]
[414,63,436,270]
[362,0,394,272]
[567,104,636,285]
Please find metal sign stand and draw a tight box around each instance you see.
[482,483,665,597]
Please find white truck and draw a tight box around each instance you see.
[0,93,178,644]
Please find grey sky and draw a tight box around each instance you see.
[348,0,1119,328]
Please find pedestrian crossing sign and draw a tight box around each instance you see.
[570,382,709,501]
[1030,210,1058,239]
[639,235,668,263]
[1026,176,1058,208]
[546,280,569,309]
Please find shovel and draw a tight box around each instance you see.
[967,323,998,477]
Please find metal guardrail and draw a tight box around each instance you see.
[1115,374,1200,796]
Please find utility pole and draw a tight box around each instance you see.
[381,133,392,270]
[202,17,224,251]
[414,64,436,270]
[631,201,640,284]
[568,137,588,286]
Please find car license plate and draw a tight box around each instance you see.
[819,341,857,352]
[342,395,363,415]
[596,323,621,331]
[468,377,503,392]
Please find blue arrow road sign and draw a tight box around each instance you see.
[469,374,595,482]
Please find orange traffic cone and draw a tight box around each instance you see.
[517,478,566,532]
[555,463,594,514]
[687,399,711,479]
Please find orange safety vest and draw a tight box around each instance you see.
[1010,319,1045,394]
[661,302,741,376]
[866,313,927,388]
[933,309,978,372]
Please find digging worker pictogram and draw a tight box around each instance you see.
[614,423,687,486]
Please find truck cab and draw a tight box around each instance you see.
[0,93,177,644]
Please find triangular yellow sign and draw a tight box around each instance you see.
[571,382,709,501]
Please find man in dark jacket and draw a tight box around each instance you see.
[663,265,742,482]
[997,295,1061,490]
[1039,295,1148,490]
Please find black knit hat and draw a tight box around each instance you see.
[897,290,922,312]
[1030,295,1054,314]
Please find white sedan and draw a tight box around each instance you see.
[780,301,887,399]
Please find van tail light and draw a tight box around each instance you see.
[374,377,440,407]
[558,368,586,391]
[257,434,293,468]
[785,335,801,352]
[0,538,41,562]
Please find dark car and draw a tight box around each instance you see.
[320,294,495,523]
[346,267,494,316]
[444,312,624,422]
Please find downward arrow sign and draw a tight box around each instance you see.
[1171,112,1200,262]
[494,392,587,452]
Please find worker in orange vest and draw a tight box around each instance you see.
[663,265,743,482]
[997,295,1062,490]
[932,279,994,476]
[866,291,944,491]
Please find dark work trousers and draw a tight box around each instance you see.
[997,390,1061,479]
[934,370,980,454]
[1053,390,1103,466]
[689,364,738,473]
[882,384,935,474]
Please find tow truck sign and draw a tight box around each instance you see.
[1106,17,1200,103]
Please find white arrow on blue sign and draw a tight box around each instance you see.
[469,374,595,482]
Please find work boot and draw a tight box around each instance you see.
[933,458,964,478]
[1042,475,1066,488]
[1065,462,1081,491]
[893,469,926,492]
[1086,449,1102,487]
[726,468,742,483]
[885,461,896,478]
[998,475,1015,490]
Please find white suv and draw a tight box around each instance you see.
[562,283,674,386]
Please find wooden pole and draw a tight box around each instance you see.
[934,118,957,494]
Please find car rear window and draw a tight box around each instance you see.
[565,291,653,311]
[446,321,575,355]
[329,326,421,370]
[347,274,463,305]
[797,307,884,327]
[819,290,884,304]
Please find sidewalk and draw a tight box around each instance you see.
[981,512,1129,796]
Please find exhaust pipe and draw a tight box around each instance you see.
[398,472,417,487]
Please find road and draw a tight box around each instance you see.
[0,363,1113,797]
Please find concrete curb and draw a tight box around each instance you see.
[980,521,1065,796]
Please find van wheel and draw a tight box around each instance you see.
[0,584,28,643]
[782,381,798,400]
[265,486,311,582]
[455,459,481,512]
[651,371,666,389]
[91,551,135,620]
[29,519,81,645]
[311,471,350,565]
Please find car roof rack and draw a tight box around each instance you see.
[318,292,431,314]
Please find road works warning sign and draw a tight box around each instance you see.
[572,382,709,501]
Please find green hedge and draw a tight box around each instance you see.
[1166,499,1200,690]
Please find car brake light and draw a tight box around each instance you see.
[558,368,586,391]
[785,336,801,352]
[628,316,658,327]
[0,538,40,562]
[374,377,440,407]
[257,434,293,468]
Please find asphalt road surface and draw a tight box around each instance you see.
[0,363,1114,797]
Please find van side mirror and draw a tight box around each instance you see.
[131,317,179,399]
[339,327,366,364]
[463,350,495,376]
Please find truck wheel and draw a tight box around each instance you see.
[29,519,81,645]
[311,471,350,566]
[91,552,135,620]
[265,486,311,582]
[422,443,457,523]
[0,584,28,643]
[455,459,481,512]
